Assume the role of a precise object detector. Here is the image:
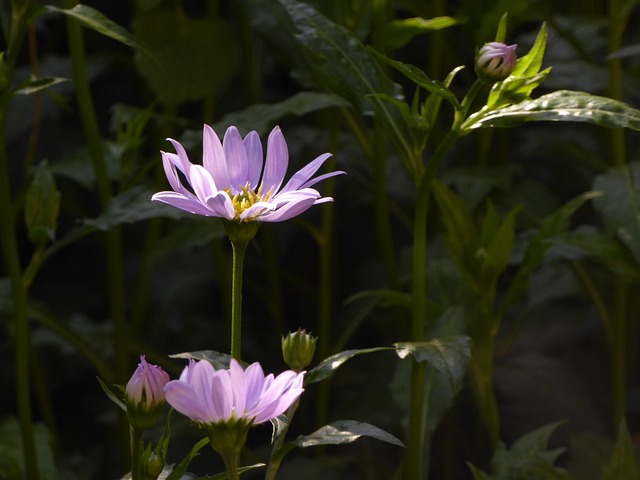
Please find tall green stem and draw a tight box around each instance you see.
[404,81,482,480]
[225,221,258,360]
[608,0,629,426]
[130,427,144,480]
[230,237,249,360]
[62,0,129,386]
[0,2,38,478]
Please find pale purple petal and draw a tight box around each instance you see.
[189,165,218,203]
[166,139,193,181]
[160,152,188,194]
[204,191,235,219]
[279,153,332,193]
[229,359,247,415]
[210,371,233,422]
[258,196,318,222]
[243,131,263,189]
[223,127,249,193]
[164,381,211,422]
[244,362,266,411]
[238,201,274,221]
[203,125,230,189]
[298,170,346,190]
[151,191,213,216]
[261,126,288,195]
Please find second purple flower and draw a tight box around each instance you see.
[152,125,344,222]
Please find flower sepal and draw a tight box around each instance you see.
[282,329,317,372]
[205,417,254,456]
[222,219,260,244]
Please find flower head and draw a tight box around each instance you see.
[475,42,517,82]
[152,125,344,222]
[163,359,304,427]
[125,355,170,429]
[282,329,317,372]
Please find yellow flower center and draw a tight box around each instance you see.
[226,183,272,221]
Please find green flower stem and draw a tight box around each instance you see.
[230,237,249,360]
[607,0,631,428]
[0,2,38,478]
[405,81,484,480]
[62,1,129,389]
[220,450,241,480]
[225,221,258,360]
[130,427,144,480]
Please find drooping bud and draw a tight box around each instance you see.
[282,329,317,372]
[125,355,170,429]
[475,42,517,83]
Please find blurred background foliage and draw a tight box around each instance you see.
[1,0,640,479]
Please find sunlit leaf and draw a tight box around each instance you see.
[292,420,404,448]
[13,75,67,95]
[374,16,460,51]
[468,91,640,130]
[45,5,155,61]
[169,350,233,370]
[305,347,393,385]
[394,336,471,391]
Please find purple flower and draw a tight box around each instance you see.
[126,355,170,410]
[152,125,344,222]
[476,42,517,82]
[163,359,304,426]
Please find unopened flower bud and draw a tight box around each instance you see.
[142,451,165,480]
[282,329,317,372]
[125,355,170,429]
[475,42,517,83]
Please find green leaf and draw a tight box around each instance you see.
[24,161,60,244]
[593,163,640,265]
[369,48,461,110]
[246,0,416,173]
[494,13,508,43]
[602,420,640,480]
[304,347,394,385]
[292,420,404,448]
[132,5,236,105]
[12,74,67,95]
[374,16,460,51]
[169,350,233,370]
[165,437,209,480]
[83,187,190,231]
[212,91,350,136]
[45,5,155,61]
[394,336,471,391]
[97,377,126,413]
[468,90,640,130]
[0,417,59,480]
[499,191,601,314]
[480,203,520,275]
[512,23,547,78]
[469,422,573,480]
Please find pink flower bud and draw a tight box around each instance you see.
[476,42,517,82]
[126,355,170,410]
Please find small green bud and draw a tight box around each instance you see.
[142,451,164,480]
[282,329,317,372]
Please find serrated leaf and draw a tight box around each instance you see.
[169,350,233,370]
[499,191,601,314]
[602,419,640,480]
[394,336,471,391]
[593,163,640,265]
[45,5,155,61]
[374,16,460,51]
[304,347,393,385]
[213,92,350,136]
[132,6,236,105]
[83,187,191,231]
[292,420,404,448]
[13,75,67,95]
[468,90,640,130]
